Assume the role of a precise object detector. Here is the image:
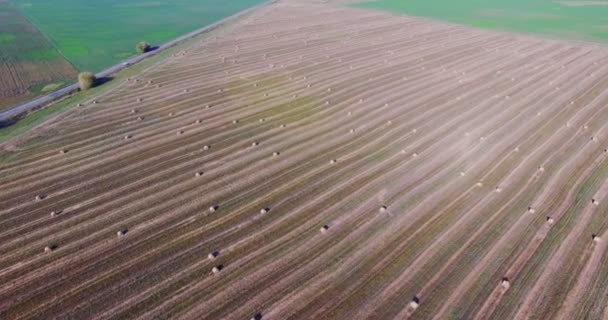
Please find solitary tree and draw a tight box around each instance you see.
[136,41,151,54]
[78,72,96,90]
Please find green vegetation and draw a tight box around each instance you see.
[22,48,60,61]
[12,0,265,71]
[354,0,608,42]
[136,41,151,54]
[0,33,16,43]
[0,1,76,111]
[78,72,96,90]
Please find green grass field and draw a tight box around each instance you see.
[0,2,63,63]
[355,0,608,42]
[10,0,265,72]
[0,1,77,111]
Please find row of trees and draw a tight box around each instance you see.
[78,41,151,91]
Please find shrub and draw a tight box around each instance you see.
[78,72,96,90]
[136,41,151,54]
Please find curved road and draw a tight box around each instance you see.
[0,0,275,123]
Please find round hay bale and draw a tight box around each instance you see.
[259,118,265,123]
[280,124,286,128]
[380,205,387,212]
[349,129,355,134]
[130,109,137,114]
[183,89,189,93]
[50,211,59,217]
[501,277,510,289]
[260,208,269,214]
[320,225,329,233]
[195,119,201,124]
[137,98,142,103]
[77,103,82,107]
[60,149,67,154]
[273,152,280,157]
[44,246,54,253]
[117,229,127,237]
[35,195,43,201]
[593,234,601,242]
[208,251,219,260]
[409,297,420,310]
[203,145,210,150]
[592,198,599,206]
[177,131,184,135]
[137,117,144,121]
[539,166,545,172]
[528,207,536,214]
[209,206,217,213]
[233,120,239,124]
[460,171,465,176]
[495,187,502,193]
[412,152,419,157]
[169,112,174,116]
[212,265,223,274]
[252,142,259,147]
[195,172,203,177]
[476,182,483,187]
[330,159,337,164]
[546,217,554,224]
[124,135,132,140]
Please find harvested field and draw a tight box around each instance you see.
[2,0,608,319]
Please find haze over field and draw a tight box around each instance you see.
[2,0,608,319]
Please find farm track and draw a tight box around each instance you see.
[2,1,608,319]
